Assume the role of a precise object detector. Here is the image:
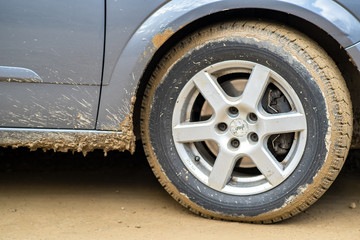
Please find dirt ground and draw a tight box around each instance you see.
[0,146,359,240]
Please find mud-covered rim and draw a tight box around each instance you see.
[172,60,307,195]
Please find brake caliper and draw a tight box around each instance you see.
[262,85,294,158]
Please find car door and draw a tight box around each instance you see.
[0,0,104,129]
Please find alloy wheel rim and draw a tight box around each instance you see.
[172,60,307,195]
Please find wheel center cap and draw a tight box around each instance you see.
[230,119,248,137]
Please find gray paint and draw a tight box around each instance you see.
[97,0,360,130]
[336,0,360,68]
[0,0,104,85]
[0,0,104,129]
[335,0,360,21]
[102,0,167,86]
[0,82,99,129]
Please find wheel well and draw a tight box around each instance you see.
[133,8,360,146]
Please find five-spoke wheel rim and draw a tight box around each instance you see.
[172,60,307,195]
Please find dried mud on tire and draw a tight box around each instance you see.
[140,20,352,223]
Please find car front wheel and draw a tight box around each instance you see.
[141,21,352,223]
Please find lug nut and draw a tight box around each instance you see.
[218,122,228,131]
[250,133,259,142]
[248,113,258,122]
[231,139,240,148]
[228,107,239,116]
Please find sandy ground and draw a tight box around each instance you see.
[0,146,359,240]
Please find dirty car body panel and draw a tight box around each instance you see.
[97,0,360,131]
[0,0,104,129]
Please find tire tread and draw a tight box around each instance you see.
[140,20,352,223]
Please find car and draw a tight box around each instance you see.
[1,0,359,223]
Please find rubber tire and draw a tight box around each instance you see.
[140,21,352,223]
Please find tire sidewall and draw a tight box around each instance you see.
[148,37,329,217]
